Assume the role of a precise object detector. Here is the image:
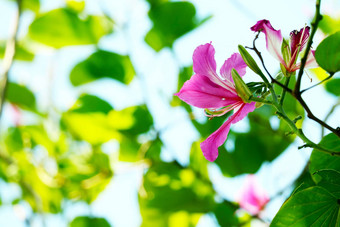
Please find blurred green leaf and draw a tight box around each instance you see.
[315,31,340,73]
[70,50,135,86]
[9,0,40,13]
[325,78,340,96]
[70,216,111,227]
[66,0,85,13]
[319,15,340,35]
[313,169,340,198]
[171,66,193,107]
[215,109,292,177]
[62,112,121,144]
[189,141,209,180]
[70,94,113,114]
[310,133,340,180]
[271,186,340,226]
[145,2,209,51]
[5,127,24,151]
[59,150,113,203]
[6,82,36,111]
[119,105,153,136]
[119,137,141,162]
[139,161,215,226]
[213,202,239,227]
[21,125,56,155]
[0,41,34,61]
[29,8,113,48]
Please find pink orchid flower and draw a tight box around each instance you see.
[175,43,255,162]
[251,19,318,73]
[238,175,270,215]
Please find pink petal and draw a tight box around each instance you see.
[193,43,236,93]
[220,53,247,82]
[231,102,256,124]
[305,50,318,69]
[251,20,284,64]
[175,74,241,109]
[292,50,318,71]
[290,26,310,55]
[200,102,255,162]
[239,175,270,215]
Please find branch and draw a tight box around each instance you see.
[294,0,322,94]
[246,33,293,94]
[300,72,334,94]
[0,0,22,120]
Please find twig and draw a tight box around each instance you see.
[294,0,322,94]
[300,72,334,94]
[0,0,22,124]
[321,99,340,137]
[246,33,293,93]
[279,76,291,105]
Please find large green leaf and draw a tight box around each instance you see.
[29,8,113,48]
[70,50,135,86]
[145,2,209,51]
[6,82,36,111]
[315,31,340,73]
[70,216,111,227]
[139,161,215,226]
[325,78,340,96]
[309,133,340,179]
[271,186,340,227]
[313,169,340,198]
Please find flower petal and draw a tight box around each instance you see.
[251,20,284,63]
[231,102,256,124]
[292,50,318,71]
[305,50,319,69]
[290,26,310,55]
[239,175,269,215]
[193,43,236,92]
[200,102,255,162]
[175,74,241,109]
[220,53,247,82]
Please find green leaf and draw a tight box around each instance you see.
[70,94,113,114]
[0,41,34,61]
[29,8,113,48]
[215,109,292,177]
[213,202,239,227]
[325,78,340,96]
[59,150,113,203]
[271,186,340,227]
[315,31,340,73]
[70,216,111,227]
[313,169,340,198]
[139,162,215,226]
[61,112,121,144]
[6,82,36,111]
[70,50,135,86]
[9,0,40,13]
[319,15,340,35]
[145,2,208,51]
[310,133,340,179]
[119,105,153,136]
[189,141,209,180]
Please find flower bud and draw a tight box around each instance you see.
[231,69,253,103]
[238,45,263,76]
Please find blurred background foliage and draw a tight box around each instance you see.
[0,0,339,226]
